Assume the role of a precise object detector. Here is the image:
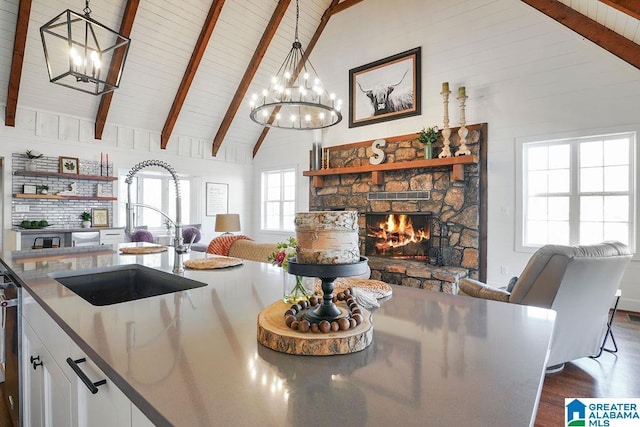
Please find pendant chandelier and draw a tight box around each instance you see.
[40,0,131,95]
[249,0,342,130]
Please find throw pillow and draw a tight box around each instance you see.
[132,230,154,243]
[182,226,201,243]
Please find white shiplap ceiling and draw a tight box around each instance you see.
[0,0,638,157]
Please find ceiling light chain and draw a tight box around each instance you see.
[249,0,342,130]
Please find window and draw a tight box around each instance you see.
[518,132,635,251]
[261,169,296,231]
[119,172,191,232]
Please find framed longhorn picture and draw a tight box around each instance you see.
[349,47,421,128]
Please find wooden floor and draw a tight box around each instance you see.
[0,311,637,427]
[0,388,11,427]
[535,310,640,426]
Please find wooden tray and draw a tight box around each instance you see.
[119,245,167,254]
[184,256,243,270]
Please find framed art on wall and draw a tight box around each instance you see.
[59,156,79,174]
[349,47,421,128]
[91,208,109,227]
[205,182,229,217]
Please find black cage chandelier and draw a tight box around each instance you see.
[249,0,342,130]
[40,0,131,95]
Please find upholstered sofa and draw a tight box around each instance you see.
[226,239,278,263]
[194,235,277,263]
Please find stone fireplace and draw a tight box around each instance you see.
[306,124,487,294]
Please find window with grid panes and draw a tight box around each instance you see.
[261,169,296,231]
[520,132,635,250]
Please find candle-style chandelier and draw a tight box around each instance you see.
[249,0,342,130]
[40,0,131,95]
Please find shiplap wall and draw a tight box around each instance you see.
[253,0,640,311]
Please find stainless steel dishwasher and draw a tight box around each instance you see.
[0,266,20,427]
[71,231,100,247]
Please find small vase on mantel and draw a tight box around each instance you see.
[82,220,91,228]
[424,142,433,159]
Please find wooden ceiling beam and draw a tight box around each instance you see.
[160,0,226,149]
[211,0,291,157]
[5,0,32,127]
[94,0,140,139]
[252,0,361,158]
[598,0,640,20]
[326,0,364,16]
[521,0,640,70]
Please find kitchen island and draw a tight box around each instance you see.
[1,245,555,426]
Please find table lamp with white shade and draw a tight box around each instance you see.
[215,214,241,235]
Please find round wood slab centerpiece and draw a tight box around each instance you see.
[257,301,373,356]
[257,257,373,355]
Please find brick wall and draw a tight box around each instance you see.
[11,153,114,228]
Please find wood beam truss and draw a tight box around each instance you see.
[598,0,640,20]
[5,0,32,127]
[94,0,140,139]
[160,0,226,149]
[211,0,291,157]
[521,0,640,70]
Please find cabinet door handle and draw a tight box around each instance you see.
[30,355,42,370]
[66,357,107,394]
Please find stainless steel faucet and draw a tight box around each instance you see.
[125,160,192,274]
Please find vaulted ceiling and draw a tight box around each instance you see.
[1,0,639,158]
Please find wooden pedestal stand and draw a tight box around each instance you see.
[257,257,373,356]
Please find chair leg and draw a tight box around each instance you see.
[592,290,621,359]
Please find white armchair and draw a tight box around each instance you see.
[459,241,632,372]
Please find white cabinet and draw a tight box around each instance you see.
[99,228,125,246]
[21,290,152,427]
[21,320,73,427]
[68,341,131,427]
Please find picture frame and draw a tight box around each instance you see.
[349,47,421,128]
[205,182,229,217]
[96,183,112,198]
[91,208,109,227]
[59,156,79,174]
[23,184,37,194]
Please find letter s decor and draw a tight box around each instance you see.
[369,139,387,165]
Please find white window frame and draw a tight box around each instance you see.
[516,129,636,253]
[260,168,296,232]
[118,172,193,233]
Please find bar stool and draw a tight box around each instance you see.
[32,237,61,249]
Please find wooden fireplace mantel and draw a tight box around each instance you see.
[303,155,477,188]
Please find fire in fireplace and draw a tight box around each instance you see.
[365,213,431,260]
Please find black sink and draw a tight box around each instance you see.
[50,264,207,306]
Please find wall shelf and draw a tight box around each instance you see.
[13,194,117,201]
[14,170,118,181]
[302,155,477,188]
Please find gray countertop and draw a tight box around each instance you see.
[1,245,555,426]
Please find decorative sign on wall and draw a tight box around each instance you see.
[206,182,229,217]
[369,139,387,165]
